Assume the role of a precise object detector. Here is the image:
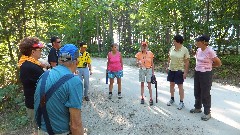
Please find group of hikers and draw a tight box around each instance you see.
[18,34,222,135]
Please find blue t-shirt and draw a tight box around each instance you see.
[34,65,82,134]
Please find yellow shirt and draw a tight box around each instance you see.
[168,46,190,71]
[77,51,91,67]
[135,51,154,68]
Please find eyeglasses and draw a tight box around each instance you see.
[56,41,61,43]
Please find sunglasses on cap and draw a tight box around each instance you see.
[32,42,44,48]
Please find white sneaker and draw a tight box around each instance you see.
[118,93,122,99]
[167,99,175,106]
[177,102,185,110]
[108,94,112,99]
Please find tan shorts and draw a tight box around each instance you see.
[38,129,70,135]
[139,68,152,82]
[26,108,37,130]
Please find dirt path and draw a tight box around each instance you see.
[1,58,239,135]
[82,58,240,135]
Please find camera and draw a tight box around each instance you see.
[83,62,87,67]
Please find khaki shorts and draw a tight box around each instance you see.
[26,108,38,130]
[26,108,34,123]
[38,129,70,135]
[139,68,152,82]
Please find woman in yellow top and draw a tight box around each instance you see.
[166,35,190,110]
[135,41,154,106]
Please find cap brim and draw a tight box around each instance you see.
[32,43,44,48]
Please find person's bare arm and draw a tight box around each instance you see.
[212,57,222,67]
[50,62,57,67]
[151,58,154,75]
[88,63,92,75]
[166,56,170,73]
[69,108,84,135]
[120,53,123,69]
[183,58,190,79]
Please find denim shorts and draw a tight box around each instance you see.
[108,70,123,78]
[167,70,184,84]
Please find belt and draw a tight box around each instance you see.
[77,67,87,68]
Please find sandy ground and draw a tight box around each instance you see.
[81,58,240,135]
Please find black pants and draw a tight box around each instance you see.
[194,71,213,115]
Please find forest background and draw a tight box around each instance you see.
[0,0,240,132]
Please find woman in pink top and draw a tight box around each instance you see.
[107,43,123,99]
[190,35,222,121]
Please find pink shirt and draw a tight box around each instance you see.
[107,51,122,72]
[195,47,217,72]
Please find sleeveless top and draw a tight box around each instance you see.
[107,51,122,72]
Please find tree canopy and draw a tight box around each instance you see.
[0,0,240,85]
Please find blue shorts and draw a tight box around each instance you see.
[167,70,184,84]
[108,70,123,78]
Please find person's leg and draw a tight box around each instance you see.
[109,78,114,93]
[83,68,90,98]
[108,77,114,99]
[194,71,202,109]
[200,71,212,115]
[167,70,175,105]
[146,69,153,100]
[175,70,184,101]
[177,84,185,110]
[139,69,145,100]
[117,78,121,93]
[178,84,184,101]
[141,82,144,99]
[26,108,37,135]
[190,71,202,113]
[170,82,175,98]
[77,68,84,95]
[147,82,152,99]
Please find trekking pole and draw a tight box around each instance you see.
[155,81,158,103]
[106,70,108,84]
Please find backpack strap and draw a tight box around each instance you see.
[37,70,74,135]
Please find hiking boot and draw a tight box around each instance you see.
[84,96,90,101]
[108,94,112,99]
[167,99,175,106]
[140,98,144,104]
[149,99,153,106]
[118,93,122,99]
[201,114,211,121]
[177,102,184,110]
[190,108,202,113]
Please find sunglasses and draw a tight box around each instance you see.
[56,41,61,43]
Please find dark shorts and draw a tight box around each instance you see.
[167,70,184,84]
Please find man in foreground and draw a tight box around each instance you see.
[35,44,84,135]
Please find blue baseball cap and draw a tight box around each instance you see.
[59,44,79,61]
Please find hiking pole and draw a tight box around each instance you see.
[106,70,108,84]
[155,81,158,103]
